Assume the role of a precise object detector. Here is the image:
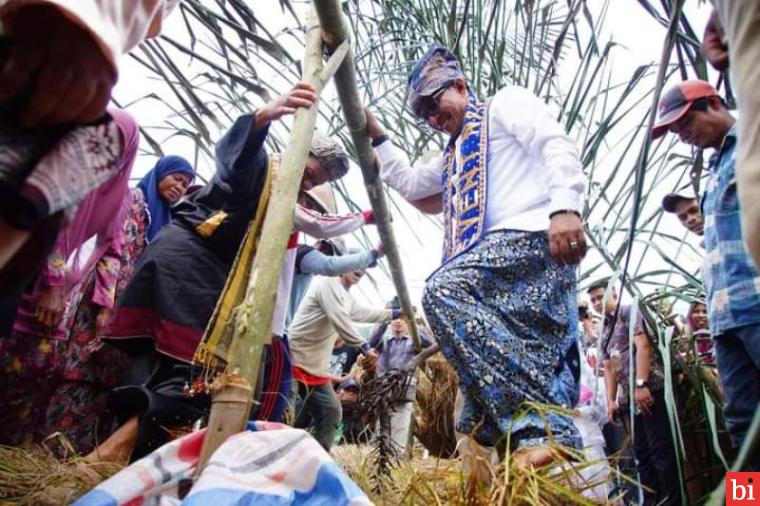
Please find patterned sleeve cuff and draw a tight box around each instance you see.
[360,341,371,354]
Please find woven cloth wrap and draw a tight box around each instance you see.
[309,133,348,180]
[408,45,465,117]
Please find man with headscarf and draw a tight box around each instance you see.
[364,46,587,467]
[92,83,378,463]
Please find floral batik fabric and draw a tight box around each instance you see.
[37,189,149,454]
[0,192,144,449]
[422,230,581,450]
[0,112,123,229]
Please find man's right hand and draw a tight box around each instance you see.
[374,241,385,258]
[364,108,386,139]
[257,82,318,125]
[361,348,379,370]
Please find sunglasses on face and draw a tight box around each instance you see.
[415,87,447,129]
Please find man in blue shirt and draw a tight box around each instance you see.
[653,79,760,469]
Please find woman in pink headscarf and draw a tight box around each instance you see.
[0,108,140,447]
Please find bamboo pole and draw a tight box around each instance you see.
[312,0,422,351]
[195,9,348,473]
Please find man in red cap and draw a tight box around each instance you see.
[653,79,760,471]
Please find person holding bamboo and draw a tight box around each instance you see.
[364,45,587,468]
[90,83,376,463]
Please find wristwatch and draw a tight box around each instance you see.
[635,378,649,388]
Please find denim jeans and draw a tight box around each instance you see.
[293,381,341,451]
[714,323,760,470]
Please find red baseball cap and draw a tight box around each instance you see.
[651,80,720,139]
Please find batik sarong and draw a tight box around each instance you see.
[422,229,581,450]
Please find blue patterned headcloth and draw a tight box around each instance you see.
[407,45,465,117]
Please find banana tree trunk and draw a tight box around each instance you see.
[195,8,348,473]
[313,0,422,351]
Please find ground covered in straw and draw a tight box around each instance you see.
[0,438,608,505]
[0,444,122,505]
[332,444,609,506]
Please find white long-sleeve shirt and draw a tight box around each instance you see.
[289,276,391,377]
[376,85,586,233]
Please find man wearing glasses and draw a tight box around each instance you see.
[364,45,587,467]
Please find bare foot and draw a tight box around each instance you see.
[512,446,556,469]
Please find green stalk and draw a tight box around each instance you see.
[312,0,422,351]
[195,7,348,473]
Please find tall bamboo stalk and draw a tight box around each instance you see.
[195,8,348,472]
[313,0,422,351]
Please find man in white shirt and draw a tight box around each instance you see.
[288,269,397,451]
[364,45,587,467]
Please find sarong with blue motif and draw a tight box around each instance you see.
[423,231,581,450]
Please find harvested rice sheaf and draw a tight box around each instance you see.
[0,444,121,505]
[332,441,611,505]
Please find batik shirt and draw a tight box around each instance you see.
[601,305,665,402]
[701,126,760,335]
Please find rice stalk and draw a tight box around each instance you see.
[0,444,121,505]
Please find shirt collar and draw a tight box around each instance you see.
[389,333,410,341]
[719,124,737,153]
[708,124,737,172]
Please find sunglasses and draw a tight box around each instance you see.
[415,87,447,129]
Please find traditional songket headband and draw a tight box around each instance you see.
[408,45,491,264]
[408,45,465,118]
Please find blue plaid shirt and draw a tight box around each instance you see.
[701,125,760,335]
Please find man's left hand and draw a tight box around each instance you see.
[548,212,587,265]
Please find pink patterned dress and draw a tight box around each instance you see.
[0,188,148,452]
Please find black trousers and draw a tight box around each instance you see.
[621,388,680,506]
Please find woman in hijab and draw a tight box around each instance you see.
[136,155,196,242]
[0,108,140,448]
[687,300,714,366]
[30,155,196,454]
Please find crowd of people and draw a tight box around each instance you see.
[0,1,759,505]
